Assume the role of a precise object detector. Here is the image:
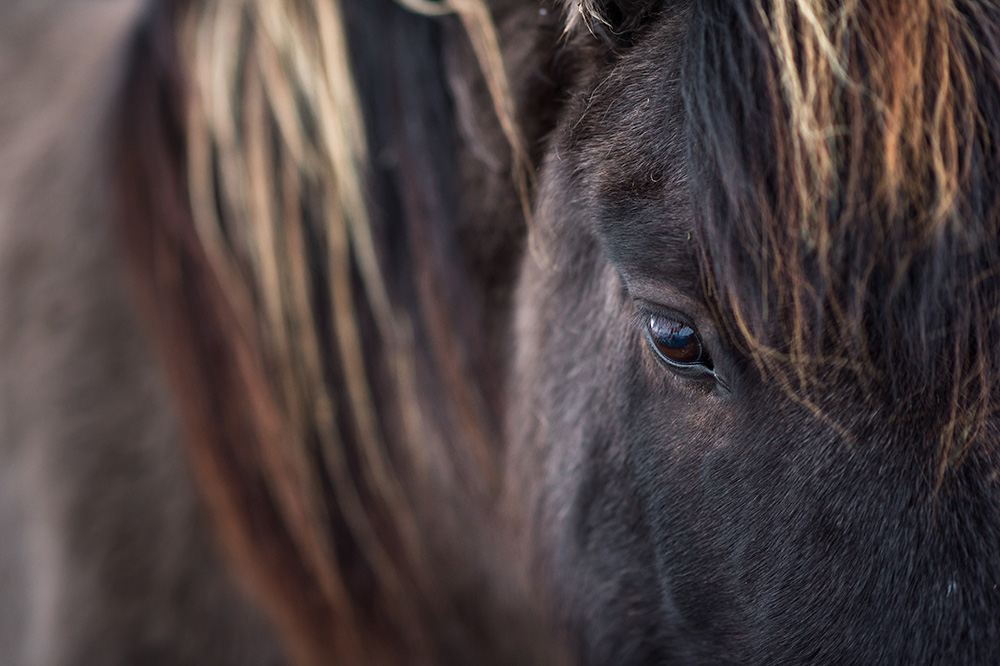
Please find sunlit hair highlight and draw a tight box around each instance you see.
[684,0,1000,471]
[119,0,533,663]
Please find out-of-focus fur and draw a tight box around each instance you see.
[0,4,284,664]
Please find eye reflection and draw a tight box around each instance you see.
[644,313,712,369]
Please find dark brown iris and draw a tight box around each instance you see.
[645,313,708,367]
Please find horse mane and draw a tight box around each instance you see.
[115,0,555,663]
[679,0,1000,471]
[113,0,1000,660]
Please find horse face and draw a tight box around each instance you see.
[508,6,1000,664]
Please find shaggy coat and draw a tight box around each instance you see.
[3,0,1000,664]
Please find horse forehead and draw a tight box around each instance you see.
[570,15,689,178]
[565,16,698,289]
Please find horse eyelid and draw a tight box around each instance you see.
[628,302,697,340]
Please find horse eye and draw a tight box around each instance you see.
[644,313,712,370]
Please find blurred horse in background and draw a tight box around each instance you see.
[4,0,1000,664]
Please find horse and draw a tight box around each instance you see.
[3,0,1000,663]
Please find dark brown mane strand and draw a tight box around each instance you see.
[683,0,1000,470]
[115,6,361,664]
[114,0,560,663]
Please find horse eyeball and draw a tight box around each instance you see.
[645,313,712,369]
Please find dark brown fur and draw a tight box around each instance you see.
[6,0,1000,664]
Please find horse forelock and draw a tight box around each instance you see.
[683,0,1000,469]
